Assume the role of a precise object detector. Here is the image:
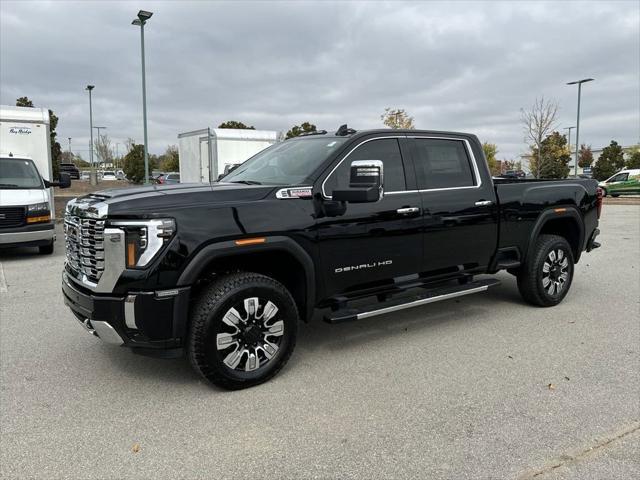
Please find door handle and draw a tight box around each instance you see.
[396,207,420,215]
[474,200,494,207]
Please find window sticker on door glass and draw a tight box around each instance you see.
[327,141,337,147]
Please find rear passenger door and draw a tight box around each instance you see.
[408,136,498,275]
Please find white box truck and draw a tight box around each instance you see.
[178,128,277,183]
[0,105,70,254]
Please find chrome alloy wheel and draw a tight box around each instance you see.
[541,248,570,295]
[215,297,284,372]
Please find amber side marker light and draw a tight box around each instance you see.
[127,242,136,267]
[26,214,51,224]
[554,208,567,213]
[235,237,266,246]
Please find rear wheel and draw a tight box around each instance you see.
[517,234,574,307]
[188,272,298,390]
[611,194,620,198]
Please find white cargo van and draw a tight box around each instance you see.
[178,128,277,183]
[0,105,70,254]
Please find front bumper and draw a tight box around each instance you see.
[62,272,190,355]
[0,222,55,247]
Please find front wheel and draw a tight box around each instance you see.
[188,272,298,390]
[517,234,574,307]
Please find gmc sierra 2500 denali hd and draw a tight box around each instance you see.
[62,127,602,389]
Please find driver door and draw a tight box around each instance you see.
[315,137,423,298]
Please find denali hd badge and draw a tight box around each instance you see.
[335,260,392,273]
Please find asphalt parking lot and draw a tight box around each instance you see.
[1,205,638,480]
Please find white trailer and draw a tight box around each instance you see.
[0,105,69,253]
[178,128,277,183]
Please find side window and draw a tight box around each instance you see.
[324,139,406,196]
[413,139,476,189]
[611,173,628,182]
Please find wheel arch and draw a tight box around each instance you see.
[526,207,585,264]
[178,237,316,322]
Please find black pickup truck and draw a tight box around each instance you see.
[62,127,602,389]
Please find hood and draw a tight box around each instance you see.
[0,188,48,207]
[75,182,278,217]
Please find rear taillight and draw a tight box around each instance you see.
[596,187,603,219]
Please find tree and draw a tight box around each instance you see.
[521,97,559,178]
[218,121,255,130]
[482,142,500,175]
[16,97,34,107]
[122,144,146,183]
[577,144,594,168]
[16,97,62,179]
[625,146,640,169]
[380,108,414,129]
[592,140,625,181]
[528,131,571,179]
[503,159,523,171]
[94,134,114,166]
[286,122,317,139]
[159,145,179,171]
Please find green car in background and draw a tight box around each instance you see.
[599,169,640,197]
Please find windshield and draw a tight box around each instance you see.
[222,137,348,185]
[0,158,43,189]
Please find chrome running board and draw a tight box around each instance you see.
[324,278,500,324]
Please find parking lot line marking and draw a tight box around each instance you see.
[0,262,7,293]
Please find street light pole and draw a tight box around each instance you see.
[132,10,153,185]
[567,78,594,177]
[86,85,96,185]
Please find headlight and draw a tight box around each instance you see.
[110,219,176,268]
[26,202,51,223]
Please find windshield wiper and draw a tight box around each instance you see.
[229,180,262,185]
[0,183,20,187]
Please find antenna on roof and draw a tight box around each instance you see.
[8,152,13,157]
[335,124,356,136]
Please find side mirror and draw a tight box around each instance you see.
[332,160,383,203]
[44,172,71,189]
[58,173,71,188]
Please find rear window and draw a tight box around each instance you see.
[412,139,476,189]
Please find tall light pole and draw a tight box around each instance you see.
[563,126,575,155]
[132,10,153,184]
[86,85,96,185]
[567,78,594,177]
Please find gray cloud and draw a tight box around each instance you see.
[1,0,638,160]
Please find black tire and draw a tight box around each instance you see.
[188,272,298,390]
[611,194,620,198]
[39,241,54,255]
[517,234,574,307]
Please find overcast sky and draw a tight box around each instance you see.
[1,0,638,160]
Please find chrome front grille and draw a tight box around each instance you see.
[64,215,106,283]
